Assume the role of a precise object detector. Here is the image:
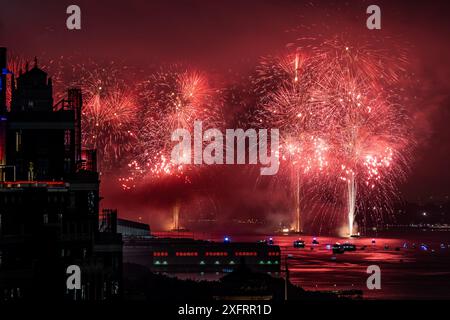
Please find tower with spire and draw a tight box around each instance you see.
[10,56,53,112]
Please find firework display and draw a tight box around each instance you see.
[251,51,333,232]
[251,38,412,235]
[8,36,413,234]
[312,40,412,235]
[117,67,224,189]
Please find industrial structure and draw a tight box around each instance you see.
[117,218,151,238]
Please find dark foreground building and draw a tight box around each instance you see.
[0,47,122,301]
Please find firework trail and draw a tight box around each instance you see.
[252,50,332,232]
[251,37,412,235]
[319,68,411,235]
[306,38,412,235]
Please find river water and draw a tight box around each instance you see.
[153,231,450,299]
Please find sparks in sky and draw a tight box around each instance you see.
[71,62,138,172]
[303,37,412,235]
[250,36,412,234]
[120,67,223,189]
[8,34,414,234]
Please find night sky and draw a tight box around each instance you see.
[1,0,449,231]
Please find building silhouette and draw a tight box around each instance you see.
[0,47,122,301]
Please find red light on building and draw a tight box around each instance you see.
[205,252,227,257]
[0,181,67,187]
[175,252,198,257]
[153,251,168,257]
[235,252,257,256]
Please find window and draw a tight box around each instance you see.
[87,191,95,214]
[15,131,22,152]
[64,158,71,173]
[64,130,71,153]
[64,130,71,146]
[43,214,48,224]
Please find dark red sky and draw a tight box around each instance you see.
[1,0,449,228]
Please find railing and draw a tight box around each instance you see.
[0,180,68,188]
[53,98,73,112]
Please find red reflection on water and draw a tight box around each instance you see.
[153,231,450,299]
